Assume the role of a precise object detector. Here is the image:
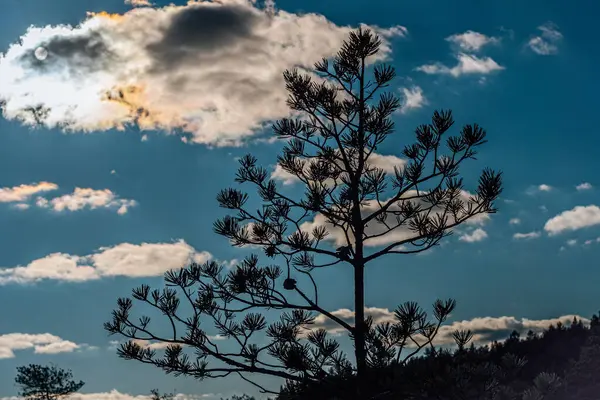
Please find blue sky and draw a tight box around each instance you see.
[1,0,600,398]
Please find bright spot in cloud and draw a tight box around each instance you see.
[34,46,48,60]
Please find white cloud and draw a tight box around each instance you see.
[399,86,427,113]
[583,237,600,246]
[566,239,577,247]
[0,333,92,359]
[141,134,148,142]
[125,0,153,7]
[0,1,403,147]
[300,190,488,248]
[131,340,173,350]
[0,182,58,203]
[305,308,588,347]
[0,240,212,284]
[576,182,592,191]
[509,218,521,225]
[36,188,137,214]
[513,231,541,240]
[527,22,562,55]
[445,30,499,52]
[308,307,395,336]
[526,184,552,195]
[544,205,600,235]
[416,53,504,77]
[458,228,488,243]
[271,152,406,186]
[270,164,298,186]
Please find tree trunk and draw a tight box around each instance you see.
[354,260,367,398]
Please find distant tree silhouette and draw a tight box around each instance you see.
[149,388,174,400]
[14,363,84,400]
[105,28,502,398]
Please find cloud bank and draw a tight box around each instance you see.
[307,307,589,347]
[0,0,405,146]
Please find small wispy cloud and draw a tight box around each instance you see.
[445,30,500,52]
[399,86,427,113]
[527,22,563,55]
[125,0,153,7]
[36,188,137,215]
[576,182,592,191]
[509,218,521,225]
[458,228,488,243]
[583,237,600,246]
[513,231,541,240]
[0,182,58,203]
[526,184,552,195]
[416,53,504,77]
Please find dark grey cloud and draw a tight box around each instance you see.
[146,4,262,70]
[19,31,113,73]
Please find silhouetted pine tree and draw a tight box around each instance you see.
[105,28,502,398]
[14,364,85,400]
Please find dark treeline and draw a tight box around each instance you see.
[16,313,599,399]
[277,312,600,400]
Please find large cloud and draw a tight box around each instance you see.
[0,0,405,146]
[0,333,94,359]
[0,240,211,284]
